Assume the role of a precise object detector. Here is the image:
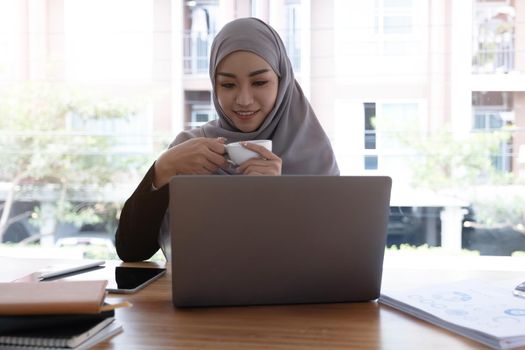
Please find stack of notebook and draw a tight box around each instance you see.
[0,280,124,350]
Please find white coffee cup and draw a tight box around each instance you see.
[224,140,272,165]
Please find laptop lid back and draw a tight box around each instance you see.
[169,175,391,307]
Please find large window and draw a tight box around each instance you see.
[472,91,514,172]
[183,0,219,75]
[375,0,414,35]
[1,0,524,259]
[67,112,154,154]
[472,2,515,74]
[284,0,302,72]
[184,91,217,129]
[364,103,378,170]
[374,0,418,55]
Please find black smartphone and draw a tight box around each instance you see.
[53,265,166,294]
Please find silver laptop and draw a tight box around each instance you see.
[169,175,391,307]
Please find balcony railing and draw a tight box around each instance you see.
[183,30,214,75]
[472,36,515,74]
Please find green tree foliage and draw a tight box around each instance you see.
[375,116,514,189]
[0,83,150,241]
[381,118,523,229]
[407,128,512,189]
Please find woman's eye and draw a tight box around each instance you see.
[253,80,268,87]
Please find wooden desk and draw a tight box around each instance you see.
[2,256,524,349]
[101,258,524,350]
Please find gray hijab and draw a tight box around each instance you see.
[173,17,339,175]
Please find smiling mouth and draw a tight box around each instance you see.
[234,110,260,120]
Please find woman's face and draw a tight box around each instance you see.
[215,51,279,133]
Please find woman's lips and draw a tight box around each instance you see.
[234,110,259,120]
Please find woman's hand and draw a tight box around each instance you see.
[237,142,282,175]
[153,137,227,187]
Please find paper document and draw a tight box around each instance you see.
[380,279,525,350]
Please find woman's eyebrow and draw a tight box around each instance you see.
[248,68,270,77]
[216,72,235,78]
[216,68,270,78]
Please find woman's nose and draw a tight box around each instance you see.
[235,87,254,106]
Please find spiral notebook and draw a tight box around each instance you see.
[0,319,122,350]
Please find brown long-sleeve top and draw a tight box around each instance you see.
[115,165,169,262]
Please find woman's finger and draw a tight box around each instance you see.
[207,137,227,154]
[240,160,281,175]
[205,149,228,167]
[201,159,220,173]
[241,142,276,160]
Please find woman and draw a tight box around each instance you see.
[116,17,339,262]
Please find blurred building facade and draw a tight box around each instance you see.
[1,0,524,181]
